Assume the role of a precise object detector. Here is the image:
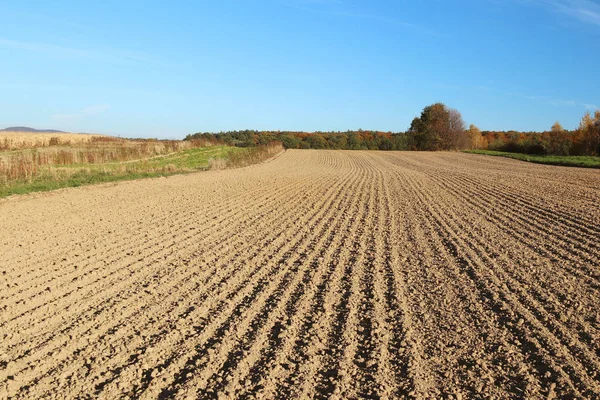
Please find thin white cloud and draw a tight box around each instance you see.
[81,105,110,115]
[0,38,172,66]
[475,85,593,109]
[529,0,600,26]
[525,94,577,107]
[331,9,419,28]
[53,105,110,121]
[300,0,344,4]
[0,38,96,58]
[282,0,441,36]
[20,11,97,33]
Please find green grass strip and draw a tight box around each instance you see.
[464,150,600,168]
[0,146,246,198]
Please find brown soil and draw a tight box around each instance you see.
[1,150,599,399]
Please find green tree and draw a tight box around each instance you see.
[407,103,468,150]
[306,134,328,149]
[280,134,300,149]
[346,132,360,150]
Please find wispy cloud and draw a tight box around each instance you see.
[529,0,600,26]
[299,0,344,4]
[331,9,422,29]
[19,11,96,33]
[283,0,442,36]
[53,105,110,121]
[0,38,95,58]
[475,84,594,109]
[284,0,342,12]
[0,38,172,66]
[525,94,577,107]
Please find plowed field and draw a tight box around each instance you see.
[1,150,599,399]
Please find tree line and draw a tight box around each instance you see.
[185,103,600,156]
[474,111,600,156]
[186,129,408,151]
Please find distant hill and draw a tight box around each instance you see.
[0,126,66,133]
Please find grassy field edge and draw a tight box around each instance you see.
[464,149,600,168]
[0,145,283,198]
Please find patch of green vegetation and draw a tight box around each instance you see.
[123,145,237,170]
[0,146,245,198]
[0,171,166,198]
[464,150,600,168]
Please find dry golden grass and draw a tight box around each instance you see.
[0,134,232,190]
[0,131,105,150]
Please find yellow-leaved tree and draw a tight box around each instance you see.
[468,124,483,149]
[578,111,600,156]
[547,121,571,155]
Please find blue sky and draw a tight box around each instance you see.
[1,0,599,138]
